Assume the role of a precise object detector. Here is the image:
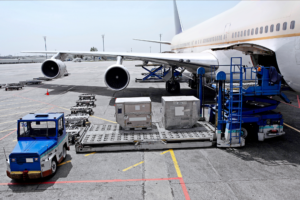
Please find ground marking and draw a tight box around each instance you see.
[122,161,144,172]
[0,128,16,133]
[13,139,17,142]
[0,104,37,112]
[0,129,17,141]
[0,177,180,186]
[0,111,33,117]
[0,101,33,107]
[160,149,182,177]
[84,152,96,156]
[91,115,117,124]
[160,149,190,200]
[58,160,71,166]
[0,121,15,125]
[284,123,300,133]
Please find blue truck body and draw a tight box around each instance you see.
[6,113,69,180]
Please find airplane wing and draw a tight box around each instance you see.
[22,51,219,73]
[133,39,172,45]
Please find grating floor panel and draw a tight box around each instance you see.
[80,122,215,145]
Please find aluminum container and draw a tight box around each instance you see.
[115,97,152,129]
[161,96,200,129]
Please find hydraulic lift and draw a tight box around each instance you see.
[209,57,290,147]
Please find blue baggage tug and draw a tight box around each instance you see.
[5,113,70,180]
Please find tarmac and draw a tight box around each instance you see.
[0,61,300,200]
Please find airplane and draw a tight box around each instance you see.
[23,0,300,94]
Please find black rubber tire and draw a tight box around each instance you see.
[62,146,67,160]
[241,127,248,139]
[51,159,57,175]
[72,135,76,144]
[175,81,180,93]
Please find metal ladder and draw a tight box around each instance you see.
[228,57,243,145]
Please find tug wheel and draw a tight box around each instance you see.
[51,160,57,175]
[62,146,67,160]
[241,127,248,139]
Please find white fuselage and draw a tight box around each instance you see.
[170,1,300,93]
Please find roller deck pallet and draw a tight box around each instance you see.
[75,121,216,153]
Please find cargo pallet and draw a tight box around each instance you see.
[79,94,96,100]
[19,80,42,85]
[5,83,23,91]
[75,122,215,153]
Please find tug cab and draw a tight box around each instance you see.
[6,113,69,180]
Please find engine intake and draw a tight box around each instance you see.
[104,64,130,91]
[41,59,67,79]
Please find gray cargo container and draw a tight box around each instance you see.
[162,96,200,129]
[115,97,152,129]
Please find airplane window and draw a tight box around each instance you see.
[265,26,268,33]
[290,20,295,29]
[255,28,258,34]
[247,29,250,36]
[276,23,280,31]
[283,22,287,30]
[238,32,239,37]
[244,30,246,36]
[251,28,254,35]
[270,24,274,32]
[260,27,263,34]
[241,31,243,37]
[235,32,237,37]
[232,33,234,38]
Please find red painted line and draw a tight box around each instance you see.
[0,177,180,186]
[297,95,300,108]
[179,177,191,200]
[280,101,300,109]
[0,129,17,141]
[44,106,55,113]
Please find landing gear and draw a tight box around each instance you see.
[165,66,181,93]
[166,80,180,93]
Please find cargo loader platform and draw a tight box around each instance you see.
[75,121,215,153]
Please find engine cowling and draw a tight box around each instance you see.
[104,64,130,91]
[41,59,67,79]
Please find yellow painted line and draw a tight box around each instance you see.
[0,120,15,124]
[58,160,71,166]
[284,123,300,133]
[160,149,182,178]
[122,161,144,172]
[58,107,70,111]
[91,115,117,124]
[0,128,16,133]
[0,104,36,111]
[160,150,170,155]
[84,152,96,156]
[13,139,17,142]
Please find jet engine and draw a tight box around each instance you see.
[41,59,67,79]
[104,64,130,91]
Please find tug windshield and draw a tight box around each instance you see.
[19,121,56,137]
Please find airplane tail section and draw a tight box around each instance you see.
[173,0,183,35]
